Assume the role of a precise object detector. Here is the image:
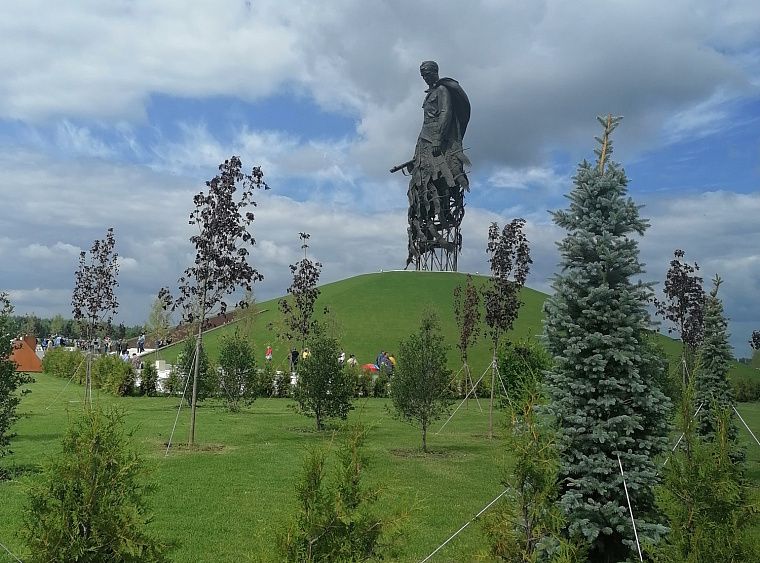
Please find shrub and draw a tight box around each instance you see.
[217,331,257,411]
[140,362,158,396]
[1,294,33,462]
[497,338,552,406]
[482,392,587,562]
[280,424,385,562]
[165,367,182,396]
[275,371,292,397]
[42,347,86,383]
[91,354,135,396]
[649,403,760,561]
[177,339,217,402]
[24,406,170,562]
[732,374,760,402]
[354,370,373,398]
[293,328,354,430]
[256,362,275,397]
[390,311,452,452]
[372,370,390,398]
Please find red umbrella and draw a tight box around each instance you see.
[361,363,379,373]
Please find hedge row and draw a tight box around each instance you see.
[42,348,136,396]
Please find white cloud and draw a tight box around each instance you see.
[55,121,115,159]
[487,166,566,191]
[1,1,760,358]
[19,241,81,260]
[2,0,759,172]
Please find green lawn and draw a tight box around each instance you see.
[156,271,548,373]
[2,374,760,562]
[154,271,757,386]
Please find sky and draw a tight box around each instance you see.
[0,0,759,356]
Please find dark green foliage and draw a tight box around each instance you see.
[24,406,170,562]
[372,369,390,398]
[497,338,552,406]
[645,334,680,405]
[91,354,136,396]
[650,402,760,562]
[483,392,587,562]
[390,311,452,452]
[257,361,276,397]
[694,276,739,446]
[281,424,384,562]
[0,293,33,461]
[42,348,134,396]
[275,370,292,397]
[217,331,257,411]
[140,362,159,396]
[732,374,760,402]
[293,328,354,430]
[353,369,372,398]
[178,338,217,402]
[544,117,671,560]
[278,232,323,349]
[41,346,86,383]
[165,367,182,395]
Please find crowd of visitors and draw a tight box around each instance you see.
[266,345,392,375]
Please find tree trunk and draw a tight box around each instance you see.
[189,276,208,447]
[464,360,469,409]
[489,349,496,439]
[85,319,94,407]
[422,421,427,452]
[189,331,202,446]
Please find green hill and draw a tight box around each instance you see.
[156,270,756,382]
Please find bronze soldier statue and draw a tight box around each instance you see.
[392,61,471,271]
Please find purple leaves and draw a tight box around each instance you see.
[71,227,119,338]
[483,219,532,345]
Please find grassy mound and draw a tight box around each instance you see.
[155,270,756,382]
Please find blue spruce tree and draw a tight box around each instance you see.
[694,275,739,446]
[544,115,671,562]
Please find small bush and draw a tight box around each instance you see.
[354,370,372,398]
[292,328,354,430]
[275,371,292,397]
[42,347,86,383]
[1,295,34,461]
[650,406,760,561]
[257,362,275,397]
[165,367,182,396]
[373,370,390,398]
[177,339,218,402]
[497,338,552,406]
[91,354,135,396]
[24,406,170,562]
[732,373,760,402]
[281,424,385,562]
[140,362,159,396]
[217,332,257,411]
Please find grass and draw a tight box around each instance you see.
[1,375,506,562]
[2,374,760,562]
[155,271,756,384]
[156,271,546,371]
[3,272,758,561]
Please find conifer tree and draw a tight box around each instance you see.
[694,275,739,447]
[544,115,671,561]
[0,293,33,463]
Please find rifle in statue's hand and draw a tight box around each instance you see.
[389,159,414,174]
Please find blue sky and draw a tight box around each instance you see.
[1,0,759,356]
